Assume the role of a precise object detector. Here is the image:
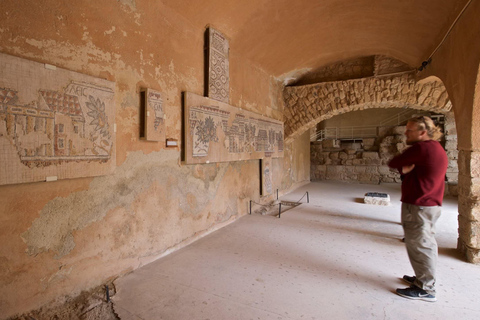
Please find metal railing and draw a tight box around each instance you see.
[311,126,377,141]
[379,109,418,127]
[311,109,423,142]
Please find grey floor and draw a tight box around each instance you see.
[113,181,480,320]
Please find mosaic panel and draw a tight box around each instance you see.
[207,27,229,103]
[141,88,165,142]
[260,156,274,196]
[0,53,115,185]
[184,92,283,164]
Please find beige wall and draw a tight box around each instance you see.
[0,1,308,317]
[278,131,311,193]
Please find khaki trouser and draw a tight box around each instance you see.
[401,202,441,295]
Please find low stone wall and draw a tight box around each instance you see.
[310,117,459,197]
[311,144,401,184]
[311,164,400,184]
[311,121,459,196]
[311,127,405,184]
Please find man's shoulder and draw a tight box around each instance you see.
[420,140,448,164]
[418,140,443,149]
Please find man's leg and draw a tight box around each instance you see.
[401,203,441,295]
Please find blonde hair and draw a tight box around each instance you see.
[408,116,443,141]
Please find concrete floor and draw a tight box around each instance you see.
[112,181,480,320]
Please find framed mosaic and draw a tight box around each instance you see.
[206,27,229,103]
[140,88,165,142]
[260,155,274,196]
[0,53,116,185]
[184,92,283,164]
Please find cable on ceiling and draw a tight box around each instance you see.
[418,0,473,71]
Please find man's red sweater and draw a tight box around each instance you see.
[388,140,448,206]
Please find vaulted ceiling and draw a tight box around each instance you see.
[162,0,470,82]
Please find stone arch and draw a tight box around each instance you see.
[286,70,480,261]
[283,72,451,142]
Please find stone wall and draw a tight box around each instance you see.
[311,127,405,184]
[457,150,480,263]
[312,121,459,195]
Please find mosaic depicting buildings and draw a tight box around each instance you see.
[207,27,229,103]
[184,92,283,164]
[0,53,115,185]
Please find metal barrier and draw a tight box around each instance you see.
[249,190,310,218]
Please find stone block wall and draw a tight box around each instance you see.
[457,150,480,263]
[311,120,459,194]
[310,128,405,184]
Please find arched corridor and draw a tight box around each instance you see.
[1,0,480,317]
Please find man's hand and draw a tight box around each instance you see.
[402,164,415,174]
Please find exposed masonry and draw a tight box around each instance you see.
[311,114,458,193]
[458,150,480,263]
[283,72,452,141]
[310,129,405,185]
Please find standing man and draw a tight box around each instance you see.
[388,116,448,302]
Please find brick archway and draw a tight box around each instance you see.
[283,72,451,142]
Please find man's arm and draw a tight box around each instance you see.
[388,144,421,173]
[402,164,415,174]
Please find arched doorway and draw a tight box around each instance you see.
[282,65,476,260]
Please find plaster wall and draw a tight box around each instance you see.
[0,1,307,317]
[277,130,311,193]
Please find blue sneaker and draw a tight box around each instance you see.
[396,285,436,302]
[402,275,416,285]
